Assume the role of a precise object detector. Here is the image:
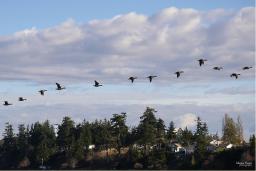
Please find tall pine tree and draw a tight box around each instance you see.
[111,113,128,155]
[137,107,157,155]
[194,117,209,162]
[166,121,176,142]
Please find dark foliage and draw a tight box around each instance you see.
[0,108,254,170]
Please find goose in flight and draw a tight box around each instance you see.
[56,83,65,90]
[174,71,184,78]
[19,97,27,101]
[129,77,137,83]
[94,80,102,87]
[213,67,223,70]
[39,90,47,96]
[242,66,253,70]
[147,75,157,82]
[198,59,207,66]
[3,101,12,106]
[230,73,240,79]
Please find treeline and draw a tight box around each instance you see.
[0,107,255,169]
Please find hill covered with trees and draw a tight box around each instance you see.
[0,107,255,170]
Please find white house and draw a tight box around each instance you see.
[170,143,185,153]
[84,144,96,150]
[226,144,233,149]
[173,128,179,133]
[88,144,95,150]
[210,140,223,146]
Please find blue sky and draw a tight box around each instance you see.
[0,1,255,140]
[0,0,254,35]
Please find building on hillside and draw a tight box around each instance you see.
[210,140,223,146]
[83,144,96,150]
[226,144,233,149]
[169,143,186,153]
[88,144,95,150]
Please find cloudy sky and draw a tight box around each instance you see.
[0,0,255,140]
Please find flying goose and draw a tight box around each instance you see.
[213,67,223,70]
[230,73,240,79]
[242,66,253,70]
[128,77,137,83]
[94,80,102,87]
[56,83,65,90]
[19,97,27,101]
[39,90,47,96]
[174,71,184,78]
[3,101,12,106]
[147,75,157,82]
[198,59,207,66]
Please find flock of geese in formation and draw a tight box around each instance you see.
[1,58,253,106]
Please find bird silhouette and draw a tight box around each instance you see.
[19,97,27,101]
[129,77,137,83]
[56,83,65,90]
[213,67,223,70]
[230,73,240,79]
[174,71,184,78]
[147,76,157,82]
[242,66,253,70]
[198,59,207,66]
[39,90,47,96]
[94,80,102,87]
[3,101,12,106]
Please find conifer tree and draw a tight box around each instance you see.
[194,117,209,161]
[111,113,128,155]
[1,123,17,168]
[156,118,166,147]
[222,114,240,144]
[16,124,30,163]
[137,107,157,155]
[166,121,176,142]
[29,120,56,165]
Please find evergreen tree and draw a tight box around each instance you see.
[70,124,86,161]
[176,128,183,144]
[29,121,56,166]
[110,113,128,155]
[16,124,30,165]
[194,117,209,162]
[137,107,157,155]
[236,115,244,144]
[57,117,80,167]
[156,118,166,147]
[1,123,17,168]
[126,127,139,146]
[166,121,176,142]
[79,120,92,150]
[57,117,75,152]
[181,127,193,146]
[249,134,255,156]
[91,119,113,154]
[222,114,239,144]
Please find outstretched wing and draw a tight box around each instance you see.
[56,83,61,89]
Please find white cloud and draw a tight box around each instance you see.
[175,113,197,129]
[0,7,254,84]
